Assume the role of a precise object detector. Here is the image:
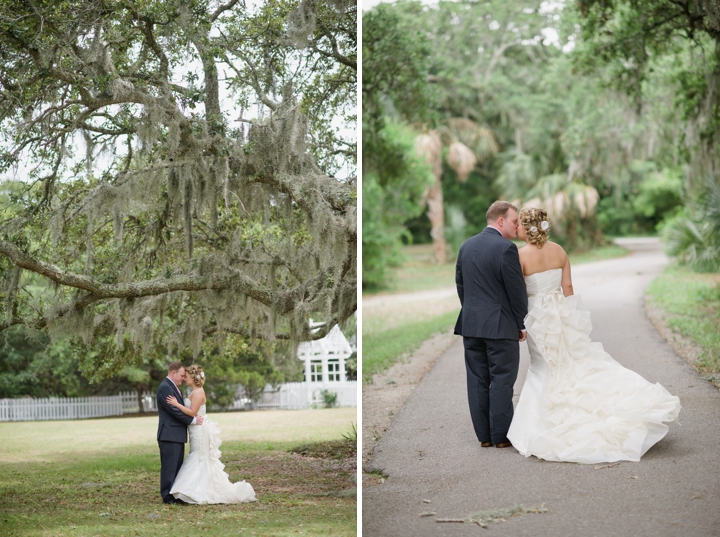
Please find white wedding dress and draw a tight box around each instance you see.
[170,399,257,504]
[507,269,681,463]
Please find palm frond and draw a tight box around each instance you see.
[446,142,477,182]
[441,118,500,161]
[495,150,537,200]
[665,218,720,272]
[414,131,443,177]
[526,174,567,201]
[699,178,720,236]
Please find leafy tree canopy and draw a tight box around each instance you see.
[0,0,356,380]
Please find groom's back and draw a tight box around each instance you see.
[454,228,526,340]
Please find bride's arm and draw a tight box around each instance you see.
[561,254,574,296]
[166,389,206,417]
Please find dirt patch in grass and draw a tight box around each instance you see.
[291,439,357,461]
[242,451,356,497]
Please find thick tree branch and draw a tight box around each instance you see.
[211,0,240,22]
[0,239,273,306]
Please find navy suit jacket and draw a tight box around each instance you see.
[156,378,194,443]
[454,227,528,339]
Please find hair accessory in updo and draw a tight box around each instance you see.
[185,364,205,388]
[519,207,550,248]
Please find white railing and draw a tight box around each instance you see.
[118,391,158,413]
[0,396,123,422]
[1,381,357,422]
[229,381,358,410]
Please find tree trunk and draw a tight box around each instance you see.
[427,176,447,264]
[136,385,145,414]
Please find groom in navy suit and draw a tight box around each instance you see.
[455,201,528,448]
[156,362,204,504]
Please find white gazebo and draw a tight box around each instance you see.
[297,322,353,385]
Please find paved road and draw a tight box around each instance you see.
[363,238,720,536]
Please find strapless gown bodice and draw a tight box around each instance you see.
[507,269,681,463]
[524,267,562,296]
[187,401,207,453]
[171,398,256,504]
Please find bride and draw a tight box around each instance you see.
[166,364,257,504]
[507,208,681,463]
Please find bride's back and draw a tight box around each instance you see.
[519,241,567,276]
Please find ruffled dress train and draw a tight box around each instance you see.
[507,269,681,463]
[171,402,257,504]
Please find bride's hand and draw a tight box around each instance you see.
[166,395,179,407]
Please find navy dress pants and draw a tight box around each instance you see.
[158,440,185,503]
[463,336,520,445]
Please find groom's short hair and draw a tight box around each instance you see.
[486,201,517,223]
[168,361,185,373]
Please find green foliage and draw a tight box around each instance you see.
[344,352,357,381]
[0,0,356,382]
[341,422,357,443]
[361,3,437,129]
[432,166,496,242]
[574,0,720,188]
[321,389,338,408]
[444,204,468,257]
[662,179,720,272]
[361,122,435,290]
[198,335,292,410]
[363,309,458,383]
[633,169,683,221]
[595,162,684,236]
[0,326,79,398]
[362,3,439,289]
[0,326,112,398]
[647,263,720,385]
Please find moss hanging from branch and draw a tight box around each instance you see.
[0,0,356,377]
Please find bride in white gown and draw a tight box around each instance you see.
[507,208,681,464]
[166,364,257,504]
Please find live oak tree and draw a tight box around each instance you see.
[0,0,356,379]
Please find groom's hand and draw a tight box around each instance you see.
[196,416,205,425]
[519,330,527,342]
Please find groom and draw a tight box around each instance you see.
[156,361,204,504]
[454,201,528,448]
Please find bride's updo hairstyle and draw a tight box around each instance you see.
[186,365,205,388]
[519,208,550,248]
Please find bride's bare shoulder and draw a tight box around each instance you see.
[545,241,567,255]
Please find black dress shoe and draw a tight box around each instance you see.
[163,499,176,504]
[174,498,189,505]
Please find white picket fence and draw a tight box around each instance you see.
[0,396,123,422]
[0,381,357,422]
[229,382,358,410]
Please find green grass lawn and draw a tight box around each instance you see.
[362,310,459,383]
[0,409,357,537]
[646,263,720,386]
[362,243,630,383]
